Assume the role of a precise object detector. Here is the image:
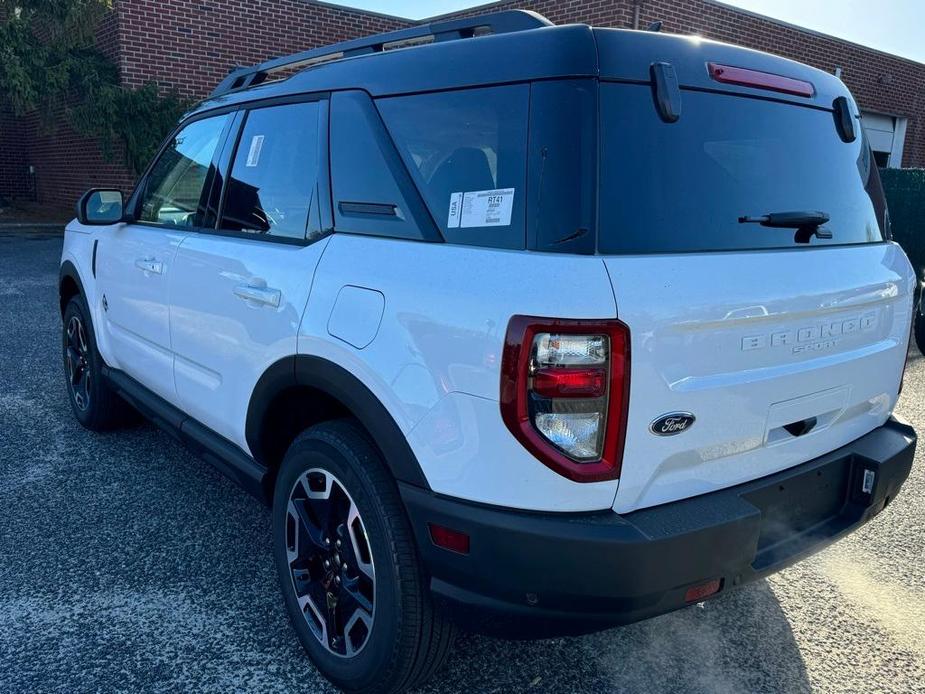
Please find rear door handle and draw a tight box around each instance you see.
[134,258,164,275]
[234,284,281,308]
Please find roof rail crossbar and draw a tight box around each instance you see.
[210,10,553,97]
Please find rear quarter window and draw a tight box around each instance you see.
[377,85,528,250]
[599,83,884,254]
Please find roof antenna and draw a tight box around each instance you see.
[647,20,663,32]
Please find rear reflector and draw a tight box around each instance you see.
[685,578,722,603]
[708,62,814,97]
[428,523,470,554]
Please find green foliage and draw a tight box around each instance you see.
[1,0,190,175]
[70,82,189,175]
[0,0,112,116]
[881,168,925,274]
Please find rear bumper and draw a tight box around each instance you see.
[400,416,915,637]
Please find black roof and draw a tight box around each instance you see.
[187,9,851,119]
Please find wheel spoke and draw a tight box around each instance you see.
[286,501,302,565]
[297,584,330,644]
[339,573,373,615]
[305,471,340,540]
[76,367,90,400]
[341,605,373,657]
[347,501,375,581]
[77,321,88,353]
[66,347,81,384]
[291,498,329,554]
[67,317,78,347]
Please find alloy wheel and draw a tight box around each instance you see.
[286,468,376,658]
[65,315,91,411]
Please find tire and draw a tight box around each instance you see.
[915,309,925,356]
[62,295,135,430]
[272,420,455,694]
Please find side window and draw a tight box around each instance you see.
[220,101,321,240]
[377,85,529,250]
[140,114,230,228]
[527,80,597,255]
[329,90,438,242]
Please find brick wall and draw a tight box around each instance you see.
[16,107,137,210]
[0,107,29,202]
[1,0,410,208]
[0,7,133,208]
[3,0,924,209]
[117,0,411,98]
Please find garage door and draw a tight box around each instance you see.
[861,111,907,168]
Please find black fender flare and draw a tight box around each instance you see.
[245,355,430,489]
[59,260,88,315]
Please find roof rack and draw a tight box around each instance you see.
[210,10,553,98]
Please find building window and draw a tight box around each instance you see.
[861,111,907,168]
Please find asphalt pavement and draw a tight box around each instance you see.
[1,229,923,693]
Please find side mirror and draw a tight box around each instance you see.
[76,189,126,225]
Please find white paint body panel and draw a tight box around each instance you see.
[300,234,620,511]
[405,391,618,511]
[169,232,329,451]
[605,242,914,513]
[327,285,385,349]
[64,220,914,515]
[60,223,99,333]
[94,222,188,401]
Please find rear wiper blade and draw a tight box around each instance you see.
[738,210,833,242]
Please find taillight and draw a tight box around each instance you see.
[500,316,630,483]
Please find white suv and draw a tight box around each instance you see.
[59,11,917,694]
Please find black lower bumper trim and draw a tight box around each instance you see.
[400,417,916,637]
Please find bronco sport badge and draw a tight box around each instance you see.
[741,312,878,355]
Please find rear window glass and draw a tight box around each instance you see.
[599,84,884,254]
[377,85,528,249]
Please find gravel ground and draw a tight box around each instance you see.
[1,229,923,693]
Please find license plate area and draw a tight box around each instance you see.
[745,457,852,569]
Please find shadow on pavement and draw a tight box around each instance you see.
[424,579,810,693]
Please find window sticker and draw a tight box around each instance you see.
[246,135,265,167]
[447,188,515,228]
[447,192,463,228]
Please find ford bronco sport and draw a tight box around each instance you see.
[60,10,917,693]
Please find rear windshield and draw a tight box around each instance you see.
[599,84,884,254]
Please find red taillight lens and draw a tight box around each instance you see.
[500,316,631,483]
[708,62,815,97]
[532,367,607,398]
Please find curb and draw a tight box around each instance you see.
[0,223,66,230]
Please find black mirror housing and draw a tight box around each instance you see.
[76,189,126,225]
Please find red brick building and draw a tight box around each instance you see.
[2,0,923,209]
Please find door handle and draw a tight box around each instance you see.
[234,284,281,308]
[134,258,164,274]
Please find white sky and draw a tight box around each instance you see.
[340,0,925,63]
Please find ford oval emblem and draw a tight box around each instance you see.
[650,412,695,436]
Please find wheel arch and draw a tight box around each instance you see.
[59,260,86,317]
[246,355,430,496]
